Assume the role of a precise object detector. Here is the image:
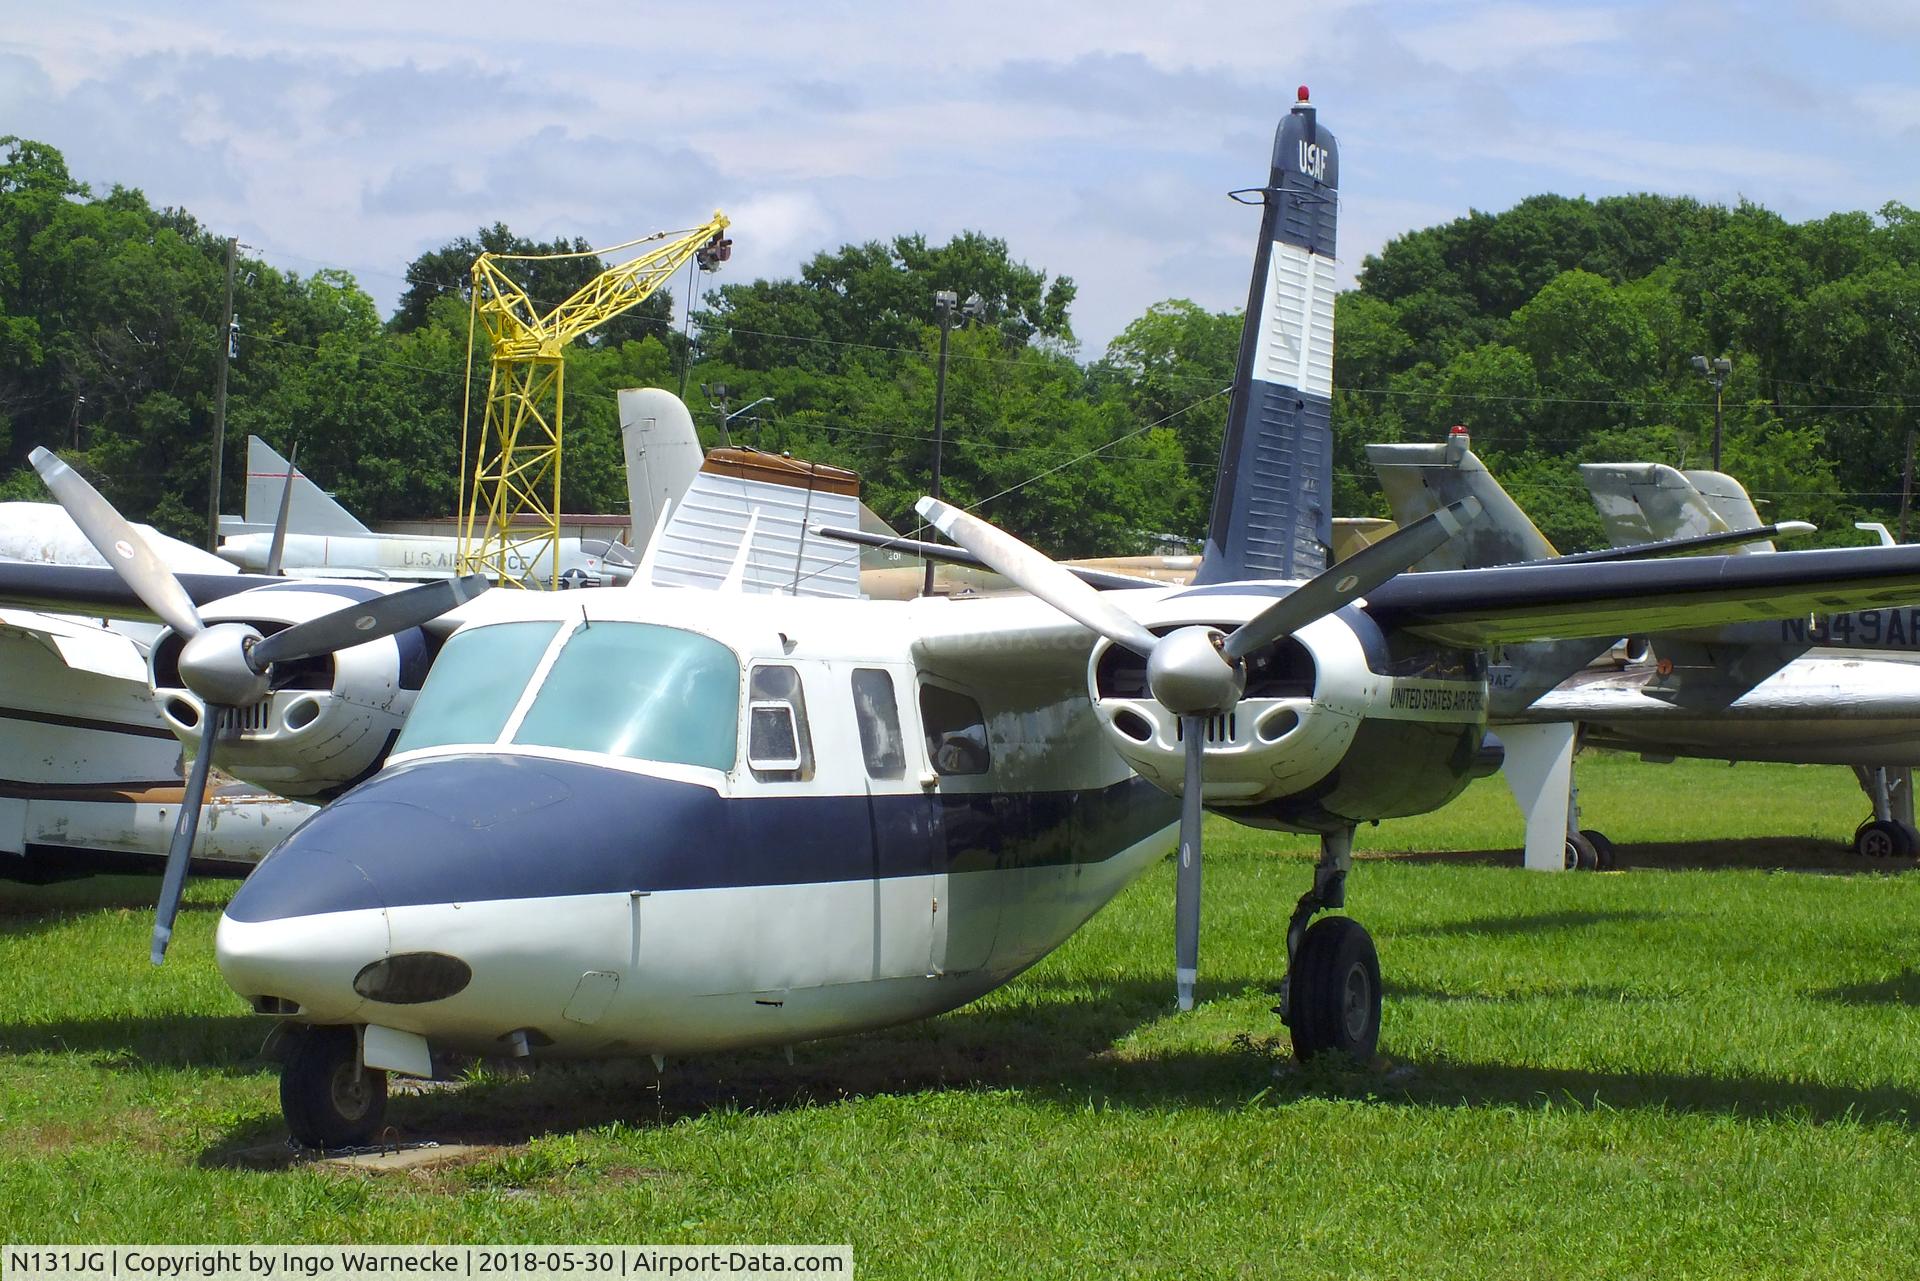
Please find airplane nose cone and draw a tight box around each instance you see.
[216,754,580,1019]
[217,844,390,1022]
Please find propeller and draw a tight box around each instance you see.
[29,447,491,963]
[916,494,1481,1009]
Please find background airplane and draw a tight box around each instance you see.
[214,384,710,586]
[1372,436,1920,868]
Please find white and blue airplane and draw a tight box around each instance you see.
[15,92,1920,1150]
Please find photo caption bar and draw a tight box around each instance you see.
[4,1248,851,1281]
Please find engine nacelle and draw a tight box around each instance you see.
[149,583,432,801]
[1092,611,1367,800]
[1089,599,1493,833]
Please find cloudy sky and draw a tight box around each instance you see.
[6,1,1918,351]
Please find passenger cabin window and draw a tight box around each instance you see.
[920,683,990,776]
[851,668,906,780]
[747,665,814,781]
[513,622,739,770]
[393,621,561,754]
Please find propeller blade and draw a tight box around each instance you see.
[30,447,204,638]
[915,497,1160,656]
[152,707,222,964]
[249,573,491,670]
[264,441,298,577]
[1175,712,1205,1011]
[1221,496,1482,662]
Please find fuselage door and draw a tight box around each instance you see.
[851,665,941,978]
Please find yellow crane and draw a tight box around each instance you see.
[458,213,732,586]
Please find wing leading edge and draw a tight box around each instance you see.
[1361,544,1920,647]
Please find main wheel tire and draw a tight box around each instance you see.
[1287,916,1382,1064]
[1580,829,1617,871]
[281,1024,387,1150]
[1565,832,1599,872]
[1853,819,1916,859]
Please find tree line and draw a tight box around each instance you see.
[4,133,1916,558]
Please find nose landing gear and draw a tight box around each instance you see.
[1275,828,1382,1062]
[281,1023,388,1149]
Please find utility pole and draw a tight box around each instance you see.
[1690,354,1731,472]
[1901,429,1916,544]
[924,290,958,596]
[207,236,238,552]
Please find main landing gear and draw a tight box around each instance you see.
[1851,767,1920,859]
[280,1024,388,1149]
[1566,828,1617,871]
[1276,828,1381,1062]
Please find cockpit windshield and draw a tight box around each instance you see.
[513,622,739,770]
[393,621,561,754]
[393,620,741,771]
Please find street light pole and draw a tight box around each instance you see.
[924,289,958,596]
[1691,354,1732,471]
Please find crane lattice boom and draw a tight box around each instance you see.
[458,213,731,587]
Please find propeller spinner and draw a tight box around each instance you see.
[29,447,490,963]
[916,494,1479,1010]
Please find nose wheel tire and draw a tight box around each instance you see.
[281,1024,387,1149]
[1852,819,1917,859]
[1287,916,1381,1064]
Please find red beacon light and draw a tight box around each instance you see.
[1297,85,1311,103]
[1445,424,1471,461]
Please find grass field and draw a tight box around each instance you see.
[3,754,1918,1277]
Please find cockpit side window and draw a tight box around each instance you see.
[747,664,814,782]
[920,683,990,776]
[393,621,562,754]
[513,622,739,770]
[851,668,906,780]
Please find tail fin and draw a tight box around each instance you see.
[1682,469,1775,552]
[1366,431,1557,569]
[618,388,705,554]
[1579,463,1774,553]
[1194,89,1339,584]
[242,436,367,536]
[1366,432,1608,715]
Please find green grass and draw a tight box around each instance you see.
[3,755,1918,1277]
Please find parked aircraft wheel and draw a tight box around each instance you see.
[1580,829,1617,870]
[1287,916,1381,1064]
[1853,819,1916,860]
[1565,832,1600,872]
[281,1024,387,1149]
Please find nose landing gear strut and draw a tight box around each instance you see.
[1275,827,1381,1062]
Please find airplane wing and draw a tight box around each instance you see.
[909,593,1111,682]
[1362,545,1920,647]
[0,563,282,623]
[0,609,149,683]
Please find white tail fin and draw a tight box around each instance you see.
[240,436,368,536]
[619,389,705,556]
[1580,463,1774,554]
[1367,434,1557,569]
